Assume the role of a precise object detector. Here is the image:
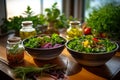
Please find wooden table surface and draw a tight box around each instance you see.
[0,33,120,80]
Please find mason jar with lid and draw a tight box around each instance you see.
[20,21,36,40]
[6,37,24,64]
[66,21,83,40]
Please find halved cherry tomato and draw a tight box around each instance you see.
[93,38,99,42]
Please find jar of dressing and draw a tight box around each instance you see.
[6,37,24,64]
[66,21,83,40]
[20,21,36,40]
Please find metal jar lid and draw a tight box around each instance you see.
[21,21,33,26]
[7,37,21,43]
[70,21,80,25]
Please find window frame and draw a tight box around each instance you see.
[62,0,85,23]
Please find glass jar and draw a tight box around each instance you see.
[20,21,36,40]
[6,37,24,64]
[44,22,59,34]
[66,21,83,40]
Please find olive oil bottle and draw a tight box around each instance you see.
[66,21,83,40]
[20,21,36,40]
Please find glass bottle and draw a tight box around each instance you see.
[44,22,59,34]
[20,21,36,40]
[6,37,24,64]
[66,21,83,40]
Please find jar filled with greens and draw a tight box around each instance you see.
[6,37,24,64]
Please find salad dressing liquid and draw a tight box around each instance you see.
[20,21,36,40]
[20,30,36,40]
[66,21,83,40]
[6,37,24,64]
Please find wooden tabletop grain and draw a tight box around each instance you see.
[0,33,120,80]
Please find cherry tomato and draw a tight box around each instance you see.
[83,27,91,35]
[93,38,99,42]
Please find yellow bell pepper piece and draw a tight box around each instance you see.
[83,40,89,47]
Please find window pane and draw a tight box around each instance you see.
[6,0,41,18]
[6,0,62,18]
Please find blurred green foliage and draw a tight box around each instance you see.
[86,2,120,39]
[1,2,78,33]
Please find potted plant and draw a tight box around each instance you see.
[1,6,46,36]
[44,2,60,34]
[86,2,120,40]
[44,2,71,34]
[23,6,47,34]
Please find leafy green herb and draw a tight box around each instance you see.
[13,64,67,80]
[8,44,24,54]
[86,3,120,39]
[13,64,57,80]
[45,2,60,22]
[1,6,46,32]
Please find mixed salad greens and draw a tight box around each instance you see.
[67,35,117,53]
[24,33,66,48]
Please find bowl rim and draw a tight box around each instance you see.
[65,39,119,55]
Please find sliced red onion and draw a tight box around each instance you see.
[53,44,62,48]
[41,43,52,48]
